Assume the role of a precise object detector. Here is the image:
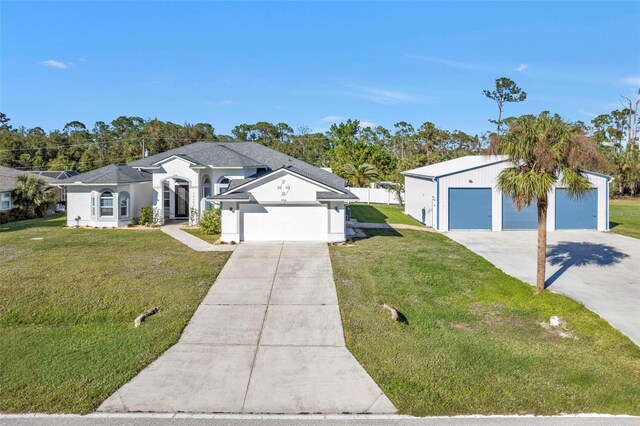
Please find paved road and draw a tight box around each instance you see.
[447,231,640,345]
[99,242,394,414]
[1,414,638,426]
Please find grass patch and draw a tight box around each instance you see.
[330,229,640,416]
[0,214,230,413]
[181,226,220,244]
[348,203,422,226]
[610,198,640,239]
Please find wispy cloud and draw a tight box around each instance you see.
[207,99,236,106]
[320,115,346,123]
[406,54,490,71]
[344,84,427,104]
[359,121,378,129]
[621,76,640,86]
[41,59,68,69]
[578,109,598,118]
[514,64,528,72]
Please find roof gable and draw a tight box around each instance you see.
[403,155,508,179]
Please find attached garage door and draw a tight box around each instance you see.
[502,195,537,230]
[555,188,597,230]
[241,204,328,241]
[449,188,492,230]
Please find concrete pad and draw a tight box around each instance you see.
[260,305,344,346]
[233,242,283,258]
[99,345,255,413]
[281,242,329,258]
[218,257,279,279]
[447,230,640,346]
[270,277,338,305]
[181,305,266,345]
[243,346,390,413]
[204,277,274,305]
[275,256,333,278]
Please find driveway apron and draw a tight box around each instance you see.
[98,242,395,414]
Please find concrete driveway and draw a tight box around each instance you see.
[447,231,640,346]
[99,242,395,414]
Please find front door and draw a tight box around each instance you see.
[175,184,189,218]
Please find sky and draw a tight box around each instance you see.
[1,1,639,137]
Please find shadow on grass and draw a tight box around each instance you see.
[0,213,66,233]
[348,204,389,223]
[356,227,403,239]
[545,241,629,288]
[609,221,620,229]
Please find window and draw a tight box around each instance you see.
[91,196,96,217]
[100,191,114,216]
[203,176,212,209]
[217,177,230,194]
[119,192,130,217]
[163,182,170,209]
[0,192,10,210]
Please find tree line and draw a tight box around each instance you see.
[0,78,638,194]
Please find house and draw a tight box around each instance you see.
[58,141,356,242]
[403,155,611,232]
[0,165,58,212]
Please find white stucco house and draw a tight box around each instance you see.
[58,141,356,242]
[403,155,611,232]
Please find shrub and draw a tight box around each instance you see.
[139,206,154,226]
[199,208,221,235]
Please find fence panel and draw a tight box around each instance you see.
[346,187,404,205]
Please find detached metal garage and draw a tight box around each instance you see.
[403,156,611,232]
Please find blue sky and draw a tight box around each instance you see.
[1,1,639,136]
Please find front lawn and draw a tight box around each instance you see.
[0,215,230,413]
[348,203,422,226]
[181,226,220,244]
[610,198,640,239]
[330,229,640,416]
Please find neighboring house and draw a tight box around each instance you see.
[30,170,80,210]
[0,165,57,212]
[403,155,611,232]
[58,142,356,242]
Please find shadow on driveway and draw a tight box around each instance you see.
[545,242,629,288]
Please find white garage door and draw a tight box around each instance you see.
[241,204,328,241]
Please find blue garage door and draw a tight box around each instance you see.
[502,195,537,230]
[449,188,492,230]
[555,188,597,230]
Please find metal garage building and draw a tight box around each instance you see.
[403,155,610,232]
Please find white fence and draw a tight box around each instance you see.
[346,187,404,205]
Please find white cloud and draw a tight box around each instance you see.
[578,109,598,118]
[514,64,528,72]
[41,59,68,69]
[345,84,426,104]
[320,115,346,123]
[621,76,640,86]
[358,121,377,129]
[207,99,236,106]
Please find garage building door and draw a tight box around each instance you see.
[555,188,597,230]
[502,195,537,230]
[449,188,492,230]
[241,204,327,241]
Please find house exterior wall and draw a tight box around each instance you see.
[220,201,240,242]
[326,201,346,242]
[407,161,610,232]
[404,176,436,227]
[242,170,324,203]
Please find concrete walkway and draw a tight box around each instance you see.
[448,231,640,346]
[99,242,395,414]
[161,222,235,252]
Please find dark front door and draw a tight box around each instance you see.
[175,184,189,218]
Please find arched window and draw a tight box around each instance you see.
[218,177,231,194]
[100,191,114,217]
[119,191,130,218]
[203,176,211,198]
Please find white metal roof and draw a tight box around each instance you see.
[402,155,508,179]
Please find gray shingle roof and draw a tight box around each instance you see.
[0,166,55,192]
[129,142,266,169]
[210,192,252,200]
[57,164,152,185]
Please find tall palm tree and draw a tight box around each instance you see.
[493,112,603,293]
[340,163,379,187]
[13,174,55,219]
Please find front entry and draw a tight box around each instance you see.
[175,184,189,218]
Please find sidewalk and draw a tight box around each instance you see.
[161,222,235,252]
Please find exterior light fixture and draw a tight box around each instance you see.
[229,206,233,212]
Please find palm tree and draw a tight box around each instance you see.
[340,163,379,187]
[493,112,603,293]
[13,174,55,219]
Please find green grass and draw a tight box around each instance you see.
[181,226,220,244]
[610,198,640,239]
[330,229,640,416]
[348,203,422,226]
[0,214,230,413]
